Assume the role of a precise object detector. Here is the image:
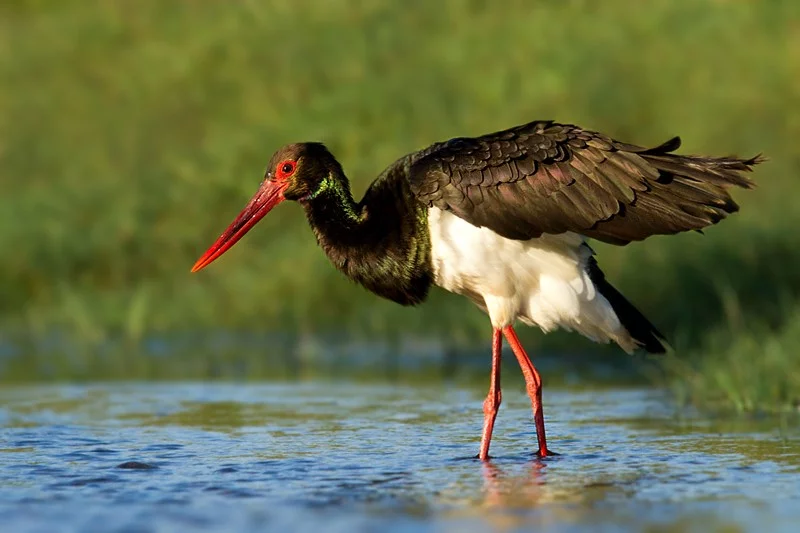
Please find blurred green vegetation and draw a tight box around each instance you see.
[0,0,798,411]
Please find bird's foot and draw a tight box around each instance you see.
[535,448,560,459]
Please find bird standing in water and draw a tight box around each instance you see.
[192,120,761,460]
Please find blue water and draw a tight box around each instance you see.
[0,382,798,532]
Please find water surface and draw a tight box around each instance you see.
[0,382,798,532]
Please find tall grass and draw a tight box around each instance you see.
[0,0,798,409]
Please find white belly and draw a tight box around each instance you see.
[428,208,635,350]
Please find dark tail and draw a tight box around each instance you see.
[587,258,667,354]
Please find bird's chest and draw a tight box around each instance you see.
[314,220,434,307]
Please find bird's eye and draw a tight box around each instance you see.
[277,160,296,179]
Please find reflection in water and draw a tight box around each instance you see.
[0,383,798,533]
[472,460,549,532]
[481,460,546,508]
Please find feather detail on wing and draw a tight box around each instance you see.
[408,120,763,244]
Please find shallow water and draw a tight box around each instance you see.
[0,382,798,532]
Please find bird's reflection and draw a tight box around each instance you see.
[480,460,547,508]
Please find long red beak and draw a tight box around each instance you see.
[191,179,287,273]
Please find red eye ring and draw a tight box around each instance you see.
[276,160,296,179]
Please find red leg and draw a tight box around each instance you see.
[478,328,503,461]
[502,325,556,458]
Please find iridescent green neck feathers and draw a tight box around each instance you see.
[300,165,433,306]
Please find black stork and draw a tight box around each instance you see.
[191,120,762,460]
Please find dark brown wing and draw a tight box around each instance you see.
[408,120,763,244]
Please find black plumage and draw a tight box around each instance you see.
[408,120,762,244]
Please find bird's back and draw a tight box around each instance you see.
[403,120,761,245]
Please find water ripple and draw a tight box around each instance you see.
[0,382,798,532]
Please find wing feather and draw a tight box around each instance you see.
[408,120,762,244]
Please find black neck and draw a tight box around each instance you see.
[300,164,433,306]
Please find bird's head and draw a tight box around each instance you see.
[191,142,338,272]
